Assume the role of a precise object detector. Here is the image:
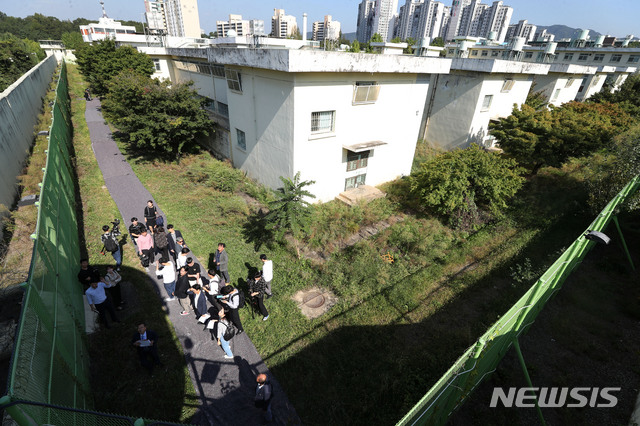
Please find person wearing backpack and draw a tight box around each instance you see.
[154,226,170,263]
[143,200,159,235]
[212,311,235,359]
[250,271,269,321]
[254,373,273,423]
[219,285,244,334]
[101,225,122,271]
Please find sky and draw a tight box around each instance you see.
[2,0,638,38]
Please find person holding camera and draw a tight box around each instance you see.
[101,224,122,271]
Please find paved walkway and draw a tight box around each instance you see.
[85,99,298,425]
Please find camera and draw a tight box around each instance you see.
[111,219,121,237]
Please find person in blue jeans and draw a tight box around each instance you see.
[213,313,234,359]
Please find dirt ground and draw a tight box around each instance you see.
[451,217,640,426]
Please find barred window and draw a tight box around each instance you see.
[217,102,229,118]
[212,64,225,77]
[610,54,622,63]
[311,111,335,133]
[594,54,605,62]
[501,79,515,93]
[236,129,246,150]
[346,150,369,171]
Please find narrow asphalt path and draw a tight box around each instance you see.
[84,99,299,425]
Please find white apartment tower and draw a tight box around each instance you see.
[312,15,342,42]
[479,1,513,42]
[145,0,201,38]
[397,0,423,41]
[505,19,537,42]
[415,0,445,40]
[447,0,512,42]
[356,0,376,43]
[445,0,472,41]
[271,9,298,38]
[439,5,451,38]
[145,1,167,32]
[371,0,400,42]
[217,14,250,37]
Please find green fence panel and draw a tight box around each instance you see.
[398,175,640,426]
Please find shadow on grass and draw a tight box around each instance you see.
[86,263,196,423]
[110,130,203,165]
[265,181,627,426]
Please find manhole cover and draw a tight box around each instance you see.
[302,291,325,309]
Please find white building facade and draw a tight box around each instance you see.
[271,9,298,38]
[371,0,400,42]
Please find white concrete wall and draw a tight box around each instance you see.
[575,73,606,101]
[534,74,584,106]
[292,72,429,202]
[0,55,57,216]
[426,71,533,150]
[227,68,295,191]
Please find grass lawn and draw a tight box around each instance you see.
[67,64,198,423]
[112,126,592,424]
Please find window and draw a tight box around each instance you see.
[236,129,246,150]
[311,111,335,133]
[628,55,640,63]
[610,54,622,63]
[551,88,561,102]
[481,95,493,111]
[448,48,455,54]
[565,78,575,88]
[481,50,488,57]
[524,52,533,59]
[563,53,574,61]
[346,151,369,171]
[212,64,225,77]
[491,51,499,57]
[578,53,589,61]
[471,50,478,56]
[594,53,605,62]
[501,79,515,93]
[225,69,242,92]
[153,59,161,71]
[353,82,381,104]
[217,102,229,118]
[345,174,366,190]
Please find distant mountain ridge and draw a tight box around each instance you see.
[536,25,602,41]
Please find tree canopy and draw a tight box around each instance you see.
[0,33,46,92]
[589,73,640,117]
[410,144,525,228]
[490,94,633,173]
[75,38,155,96]
[61,31,84,50]
[101,71,213,162]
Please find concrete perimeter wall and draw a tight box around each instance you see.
[0,55,57,215]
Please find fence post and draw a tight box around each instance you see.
[512,338,546,426]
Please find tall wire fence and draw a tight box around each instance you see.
[398,174,640,426]
[0,62,184,426]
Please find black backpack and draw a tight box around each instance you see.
[103,235,118,253]
[233,291,246,309]
[223,321,236,340]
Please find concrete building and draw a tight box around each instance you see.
[423,58,549,150]
[79,16,138,43]
[271,9,298,38]
[164,0,202,38]
[312,15,341,42]
[445,0,472,41]
[445,0,512,42]
[217,14,250,37]
[415,0,446,41]
[145,1,168,33]
[371,0,400,42]
[250,20,266,36]
[140,46,451,202]
[505,19,537,43]
[357,0,376,43]
[397,0,422,41]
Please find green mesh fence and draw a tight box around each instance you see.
[0,63,184,426]
[398,174,640,426]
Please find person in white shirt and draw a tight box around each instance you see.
[86,279,119,328]
[177,247,189,270]
[104,265,124,310]
[160,260,177,301]
[260,254,273,298]
[211,312,234,359]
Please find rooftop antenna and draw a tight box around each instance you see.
[100,0,109,18]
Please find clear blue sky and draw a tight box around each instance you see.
[3,0,638,38]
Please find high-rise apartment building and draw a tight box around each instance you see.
[356,0,376,43]
[217,14,250,37]
[144,0,201,38]
[478,1,512,42]
[439,5,451,38]
[397,0,423,41]
[415,1,445,40]
[505,19,537,42]
[271,9,298,38]
[446,0,512,42]
[445,0,472,41]
[371,0,400,42]
[312,15,341,42]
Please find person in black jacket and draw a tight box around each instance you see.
[144,200,158,235]
[175,267,191,316]
[131,322,162,373]
[77,259,100,290]
[250,271,269,321]
[166,224,183,264]
[128,217,146,246]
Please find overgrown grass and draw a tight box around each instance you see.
[67,64,198,423]
[112,124,591,424]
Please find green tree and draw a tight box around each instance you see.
[264,172,316,255]
[410,144,525,228]
[61,31,83,49]
[350,40,361,53]
[369,33,383,43]
[290,27,302,40]
[101,71,213,163]
[404,37,416,54]
[338,30,350,46]
[431,37,444,47]
[75,38,154,96]
[391,36,402,43]
[589,73,640,117]
[0,34,45,91]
